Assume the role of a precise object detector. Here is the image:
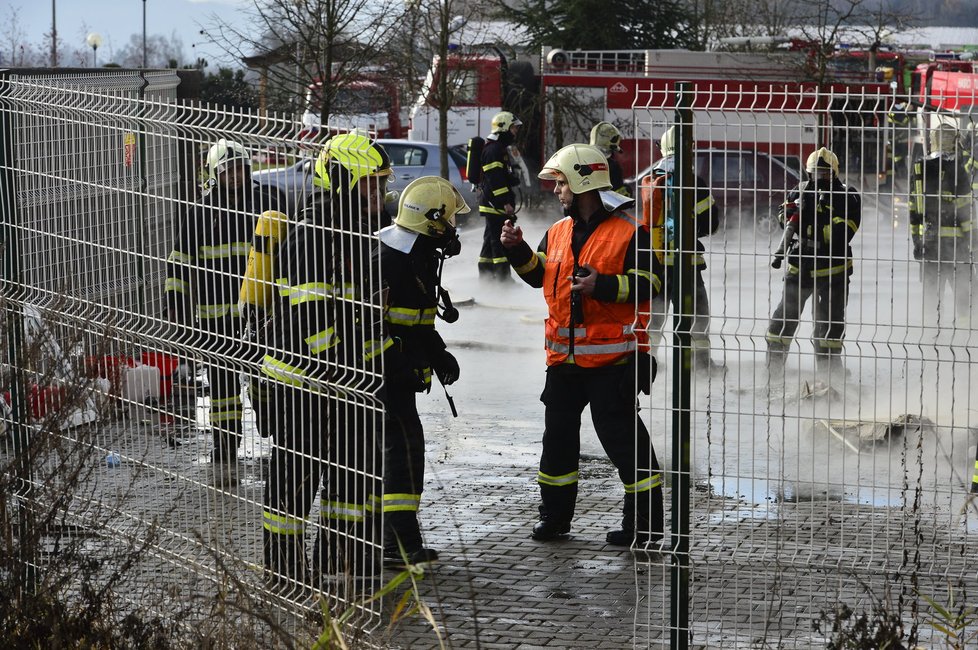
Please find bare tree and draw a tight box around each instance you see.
[785,0,909,83]
[114,32,186,68]
[204,0,400,125]
[688,0,796,48]
[0,6,39,67]
[382,6,499,178]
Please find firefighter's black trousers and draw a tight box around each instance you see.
[648,266,712,361]
[478,212,512,280]
[199,322,245,460]
[262,385,380,579]
[920,260,975,326]
[537,362,663,536]
[382,385,428,552]
[767,270,850,359]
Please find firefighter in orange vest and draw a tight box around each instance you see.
[500,143,666,547]
[639,126,721,370]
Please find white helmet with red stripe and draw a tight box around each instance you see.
[537,144,612,194]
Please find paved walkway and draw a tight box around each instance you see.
[375,451,978,648]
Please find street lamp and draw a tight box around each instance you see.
[86,32,103,67]
[142,0,147,68]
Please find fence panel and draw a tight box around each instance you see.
[633,82,978,647]
[1,71,387,647]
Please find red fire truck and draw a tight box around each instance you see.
[408,46,898,179]
[406,52,508,148]
[882,55,978,182]
[299,72,407,143]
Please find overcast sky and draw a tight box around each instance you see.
[9,0,253,65]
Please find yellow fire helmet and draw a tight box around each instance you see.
[394,176,470,239]
[313,129,393,191]
[206,139,251,186]
[590,121,623,155]
[490,111,522,135]
[805,147,840,175]
[537,143,612,194]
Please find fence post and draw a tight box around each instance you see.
[0,72,36,592]
[137,72,150,317]
[669,81,693,650]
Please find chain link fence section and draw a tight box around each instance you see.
[633,82,978,646]
[1,70,387,646]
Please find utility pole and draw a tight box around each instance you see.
[50,0,57,67]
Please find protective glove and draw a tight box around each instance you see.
[620,352,656,398]
[912,242,923,260]
[637,352,656,395]
[385,339,427,394]
[431,349,460,386]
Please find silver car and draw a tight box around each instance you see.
[252,139,475,218]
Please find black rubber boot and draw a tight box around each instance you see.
[607,492,663,547]
[312,523,341,579]
[383,545,440,566]
[384,511,438,566]
[530,519,571,541]
[263,529,307,595]
[210,422,241,462]
[606,527,664,546]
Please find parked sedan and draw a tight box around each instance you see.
[625,148,802,224]
[252,139,475,219]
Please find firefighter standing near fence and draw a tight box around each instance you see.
[908,124,976,329]
[882,100,912,191]
[590,121,630,197]
[765,147,861,379]
[260,131,392,589]
[478,111,522,281]
[500,143,665,547]
[377,176,468,565]
[641,126,722,371]
[164,139,282,478]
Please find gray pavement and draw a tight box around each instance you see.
[382,451,978,648]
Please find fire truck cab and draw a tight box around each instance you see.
[407,53,505,147]
[299,73,405,143]
[908,56,978,158]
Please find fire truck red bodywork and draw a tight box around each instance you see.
[409,47,898,180]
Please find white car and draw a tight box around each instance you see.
[253,139,476,218]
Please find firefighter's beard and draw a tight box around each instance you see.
[563,195,580,219]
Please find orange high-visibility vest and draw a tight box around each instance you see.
[640,174,666,263]
[542,212,650,368]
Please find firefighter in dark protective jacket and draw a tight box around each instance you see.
[164,138,282,470]
[590,121,630,197]
[642,126,722,370]
[260,131,392,589]
[377,176,468,565]
[766,147,861,377]
[478,111,522,281]
[909,124,976,329]
[500,143,666,548]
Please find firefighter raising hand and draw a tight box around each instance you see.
[500,219,523,247]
